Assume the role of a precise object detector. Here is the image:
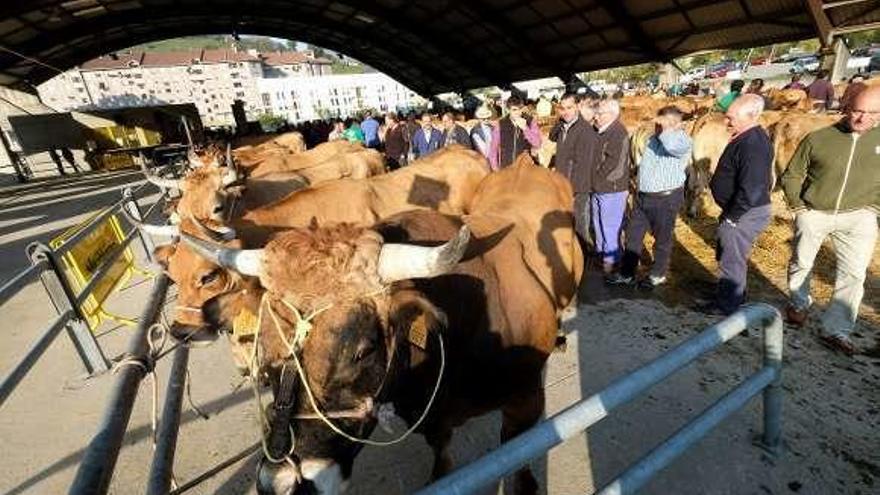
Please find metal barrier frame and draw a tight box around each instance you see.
[0,178,167,408]
[416,303,783,495]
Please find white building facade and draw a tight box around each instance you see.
[256,73,424,123]
[37,48,333,127]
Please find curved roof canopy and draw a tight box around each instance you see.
[0,1,875,96]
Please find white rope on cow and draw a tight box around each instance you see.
[265,293,446,447]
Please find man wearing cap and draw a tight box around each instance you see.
[470,105,495,160]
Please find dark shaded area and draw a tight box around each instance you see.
[0,2,847,96]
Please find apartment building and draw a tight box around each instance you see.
[37,48,332,127]
[257,73,424,123]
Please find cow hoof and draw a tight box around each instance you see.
[256,456,301,495]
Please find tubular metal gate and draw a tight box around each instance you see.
[0,181,166,408]
[417,303,783,495]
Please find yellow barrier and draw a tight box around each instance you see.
[49,211,145,331]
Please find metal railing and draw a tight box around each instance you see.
[0,180,165,409]
[417,303,783,495]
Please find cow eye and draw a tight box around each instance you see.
[354,343,376,362]
[199,269,221,287]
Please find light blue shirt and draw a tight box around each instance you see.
[638,130,692,193]
[361,117,380,147]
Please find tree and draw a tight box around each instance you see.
[257,112,286,131]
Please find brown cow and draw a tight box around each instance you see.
[186,154,581,494]
[146,146,489,338]
[771,112,841,179]
[156,147,385,224]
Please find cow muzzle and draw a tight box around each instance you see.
[257,457,347,495]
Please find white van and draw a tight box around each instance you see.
[681,67,706,83]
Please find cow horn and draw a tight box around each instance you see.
[377,225,470,283]
[120,206,180,237]
[180,234,263,277]
[222,143,239,186]
[191,216,237,242]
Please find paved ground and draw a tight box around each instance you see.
[0,170,877,495]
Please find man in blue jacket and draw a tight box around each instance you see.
[704,94,773,315]
[360,111,381,148]
[609,106,692,290]
[411,113,443,159]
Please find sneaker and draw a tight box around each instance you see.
[785,305,808,327]
[638,275,667,291]
[819,334,856,356]
[605,274,635,286]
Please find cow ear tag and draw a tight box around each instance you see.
[233,308,259,339]
[408,313,429,350]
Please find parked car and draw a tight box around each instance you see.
[749,56,769,65]
[681,66,706,83]
[707,61,737,78]
[790,56,820,74]
[868,53,880,73]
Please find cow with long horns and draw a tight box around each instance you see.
[178,153,582,494]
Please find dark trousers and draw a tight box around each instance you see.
[573,192,593,249]
[715,204,771,313]
[620,188,684,278]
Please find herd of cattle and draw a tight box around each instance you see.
[137,137,581,494]
[130,79,859,493]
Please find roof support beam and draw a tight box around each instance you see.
[805,0,835,46]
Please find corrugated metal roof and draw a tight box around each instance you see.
[0,0,870,96]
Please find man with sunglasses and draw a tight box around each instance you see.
[781,86,880,356]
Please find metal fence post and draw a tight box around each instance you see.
[122,187,156,262]
[146,345,190,495]
[760,310,784,455]
[27,242,109,375]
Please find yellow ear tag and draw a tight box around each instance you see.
[408,314,429,350]
[232,308,259,339]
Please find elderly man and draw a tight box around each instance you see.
[703,94,774,315]
[411,113,443,159]
[781,86,880,356]
[551,92,598,248]
[592,99,631,273]
[608,106,692,289]
[488,95,542,170]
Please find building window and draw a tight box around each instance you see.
[261,93,271,106]
[233,82,242,88]
[98,82,108,90]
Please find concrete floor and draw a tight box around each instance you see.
[0,169,876,495]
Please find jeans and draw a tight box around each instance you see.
[715,205,771,314]
[788,208,878,337]
[591,191,629,266]
[620,188,684,278]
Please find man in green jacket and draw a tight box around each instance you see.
[781,86,880,356]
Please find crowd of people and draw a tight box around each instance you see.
[232,76,879,357]
[554,87,878,357]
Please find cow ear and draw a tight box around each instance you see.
[153,244,176,267]
[308,217,319,230]
[389,291,447,352]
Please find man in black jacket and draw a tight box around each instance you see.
[705,94,773,315]
[551,92,598,248]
